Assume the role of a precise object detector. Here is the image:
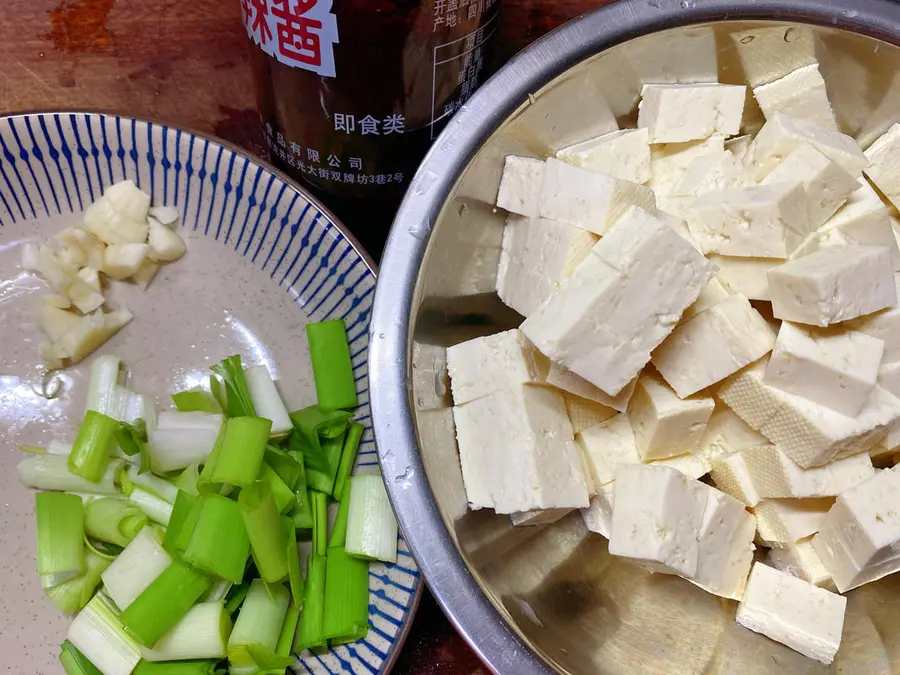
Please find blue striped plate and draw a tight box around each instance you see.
[0,112,420,674]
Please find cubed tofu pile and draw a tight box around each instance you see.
[21,180,186,368]
[448,32,900,666]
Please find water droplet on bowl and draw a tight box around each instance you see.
[395,466,415,489]
[378,332,386,339]
[407,219,432,241]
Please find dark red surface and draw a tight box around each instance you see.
[0,0,611,672]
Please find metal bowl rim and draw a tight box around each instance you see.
[369,1,900,673]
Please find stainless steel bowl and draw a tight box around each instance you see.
[370,1,900,673]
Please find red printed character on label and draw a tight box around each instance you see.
[242,0,339,78]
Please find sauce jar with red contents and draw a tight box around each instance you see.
[241,0,502,256]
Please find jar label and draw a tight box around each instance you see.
[240,0,340,78]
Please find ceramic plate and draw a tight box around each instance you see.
[0,112,421,674]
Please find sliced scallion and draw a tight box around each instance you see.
[101,526,172,612]
[120,559,211,647]
[36,491,85,588]
[181,494,250,583]
[285,519,304,606]
[311,491,327,558]
[171,388,221,414]
[322,545,369,644]
[288,406,352,495]
[227,579,290,669]
[197,417,271,493]
[85,354,122,417]
[128,487,174,526]
[68,411,119,483]
[275,603,301,659]
[59,639,102,675]
[162,491,198,556]
[210,355,257,418]
[293,554,326,653]
[47,548,111,615]
[333,422,364,502]
[201,577,233,603]
[84,497,148,547]
[147,426,220,474]
[224,582,250,615]
[174,465,200,496]
[260,464,295,514]
[287,450,313,530]
[239,481,289,583]
[133,660,218,674]
[244,365,292,439]
[306,319,358,411]
[122,464,178,503]
[345,474,398,563]
[67,592,142,675]
[17,454,121,494]
[264,445,302,490]
[140,601,231,662]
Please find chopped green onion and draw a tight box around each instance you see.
[333,422,364,502]
[17,455,121,494]
[224,582,250,615]
[48,439,74,455]
[85,354,123,417]
[311,490,328,557]
[346,474,399,563]
[59,639,102,675]
[84,497,148,547]
[67,592,142,675]
[264,446,302,490]
[128,487,174,526]
[120,559,211,647]
[181,494,250,583]
[287,450,313,530]
[322,545,369,643]
[275,603,301,658]
[227,579,290,669]
[285,518,305,606]
[239,481,289,583]
[122,464,179,503]
[306,319,358,411]
[148,412,222,474]
[19,444,48,454]
[293,554,326,653]
[174,465,200,496]
[328,490,351,550]
[47,548,111,615]
[210,355,257,418]
[69,411,119,483]
[133,661,218,675]
[198,417,271,493]
[101,527,172,611]
[260,464,295,514]
[202,577,233,603]
[115,420,149,473]
[124,394,156,430]
[288,407,352,495]
[162,491,198,556]
[36,491,85,588]
[140,601,231,662]
[85,537,123,561]
[171,388,221,414]
[244,365,292,439]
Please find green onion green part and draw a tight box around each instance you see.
[264,445,302,491]
[59,640,103,675]
[333,422,364,502]
[174,465,200,496]
[322,544,369,643]
[162,491,198,556]
[306,319,358,411]
[238,481,289,584]
[288,406,352,495]
[197,417,271,493]
[275,603,301,658]
[36,491,85,588]
[84,497,148,548]
[133,660,219,675]
[101,526,172,611]
[328,490,351,550]
[293,554,327,653]
[120,559,211,647]
[287,450,313,530]
[46,548,111,615]
[227,579,290,669]
[68,411,119,483]
[311,491,327,558]
[285,518,305,606]
[181,494,250,583]
[171,388,221,414]
[224,582,250,615]
[260,464,295,514]
[210,355,257,418]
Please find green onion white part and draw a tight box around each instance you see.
[85,355,123,417]
[243,365,292,439]
[345,473,399,563]
[101,527,172,611]
[120,465,178,503]
[140,602,231,662]
[66,592,142,675]
[127,488,174,526]
[226,579,290,669]
[17,455,122,494]
[147,411,222,473]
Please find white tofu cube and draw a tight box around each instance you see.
[878,360,900,397]
[752,64,838,131]
[638,84,746,143]
[682,277,731,321]
[726,135,753,162]
[545,361,635,412]
[765,322,884,416]
[510,509,571,527]
[652,294,776,398]
[608,464,709,577]
[736,563,846,664]
[538,158,656,235]
[576,413,640,487]
[710,449,765,507]
[650,136,726,195]
[556,129,651,184]
[753,498,834,548]
[847,272,900,360]
[768,245,896,327]
[813,466,900,592]
[622,26,718,86]
[818,182,900,270]
[671,150,748,197]
[699,404,769,464]
[718,359,900,467]
[649,452,712,480]
[745,112,869,182]
[496,156,544,217]
[768,537,836,590]
[761,143,859,228]
[864,122,900,209]
[580,482,615,538]
[522,208,715,395]
[446,329,546,406]
[627,370,715,461]
[730,25,818,88]
[744,445,874,499]
[452,384,590,513]
[563,392,617,434]
[687,183,810,258]
[496,215,597,317]
[691,488,757,600]
[709,255,778,301]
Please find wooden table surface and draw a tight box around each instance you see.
[0,0,610,672]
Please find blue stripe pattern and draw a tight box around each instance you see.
[0,113,417,675]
